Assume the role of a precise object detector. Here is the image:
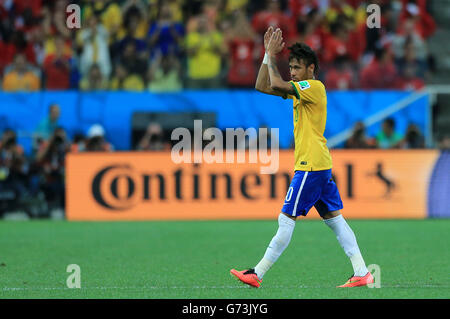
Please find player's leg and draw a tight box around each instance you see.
[231,171,321,287]
[230,211,296,288]
[253,211,296,279]
[315,172,373,287]
[253,170,317,281]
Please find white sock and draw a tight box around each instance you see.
[254,213,295,279]
[324,214,368,277]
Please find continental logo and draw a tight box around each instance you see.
[66,151,436,220]
[91,164,293,211]
[92,165,139,211]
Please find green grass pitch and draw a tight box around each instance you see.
[0,219,449,299]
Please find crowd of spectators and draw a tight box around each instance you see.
[0,0,437,92]
[0,102,117,216]
[0,0,443,216]
[344,118,426,149]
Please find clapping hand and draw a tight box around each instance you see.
[264,26,274,51]
[266,28,285,57]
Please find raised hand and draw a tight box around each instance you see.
[264,26,274,51]
[267,28,285,56]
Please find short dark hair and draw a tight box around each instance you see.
[288,43,319,75]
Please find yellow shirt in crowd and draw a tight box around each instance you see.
[2,71,40,91]
[185,31,223,79]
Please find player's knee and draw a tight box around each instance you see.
[280,212,296,221]
[322,210,341,220]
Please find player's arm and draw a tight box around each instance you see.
[266,29,296,97]
[254,27,289,98]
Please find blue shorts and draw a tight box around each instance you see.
[281,169,343,218]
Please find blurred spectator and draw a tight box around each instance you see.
[325,55,356,90]
[360,48,398,89]
[343,14,366,62]
[397,0,436,40]
[70,133,87,153]
[251,0,294,75]
[185,14,227,89]
[252,0,296,45]
[43,36,71,90]
[438,135,450,150]
[118,0,150,42]
[137,123,170,151]
[364,1,396,55]
[117,41,148,82]
[28,25,46,68]
[289,0,319,25]
[188,0,223,34]
[35,103,60,141]
[147,2,185,59]
[164,0,184,23]
[294,8,324,60]
[0,128,29,211]
[226,9,258,88]
[48,0,73,39]
[2,53,40,91]
[395,39,427,80]
[324,0,356,27]
[0,129,27,183]
[324,2,367,62]
[376,118,403,149]
[225,0,250,14]
[147,53,182,92]
[344,121,376,149]
[1,30,37,68]
[80,64,109,91]
[84,124,114,152]
[82,0,123,42]
[110,63,145,91]
[112,3,148,58]
[399,124,425,149]
[35,127,69,210]
[43,33,73,63]
[77,15,112,79]
[395,64,425,90]
[6,0,42,21]
[392,17,427,63]
[322,18,350,65]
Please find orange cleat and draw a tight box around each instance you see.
[230,268,262,288]
[337,272,374,288]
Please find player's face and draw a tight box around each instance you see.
[289,58,314,81]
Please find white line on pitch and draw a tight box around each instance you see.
[2,284,449,291]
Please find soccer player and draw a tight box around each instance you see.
[230,27,374,288]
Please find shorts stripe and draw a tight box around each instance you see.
[292,171,308,217]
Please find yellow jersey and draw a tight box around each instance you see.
[288,80,333,171]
